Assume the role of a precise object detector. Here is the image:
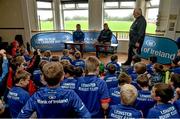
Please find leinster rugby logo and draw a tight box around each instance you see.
[48,96,56,100]
[145,40,156,47]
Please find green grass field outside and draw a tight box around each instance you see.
[40,20,156,33]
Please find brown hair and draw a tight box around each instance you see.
[153,63,164,73]
[134,62,146,74]
[137,74,149,87]
[14,70,31,84]
[154,83,174,103]
[74,51,81,59]
[118,72,131,85]
[62,49,69,56]
[170,74,180,89]
[44,50,51,57]
[42,62,64,86]
[111,55,118,62]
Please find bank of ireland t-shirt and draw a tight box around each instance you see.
[109,87,121,105]
[135,90,155,117]
[147,103,180,118]
[108,104,142,118]
[18,87,91,118]
[75,75,110,118]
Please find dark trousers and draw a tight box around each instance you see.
[126,45,136,65]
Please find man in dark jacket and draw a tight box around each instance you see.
[122,8,147,65]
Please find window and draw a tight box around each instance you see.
[37,1,54,30]
[146,0,160,33]
[104,1,135,31]
[62,3,88,30]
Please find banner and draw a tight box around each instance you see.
[140,35,178,64]
[31,32,118,52]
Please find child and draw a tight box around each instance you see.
[108,84,142,118]
[106,55,120,74]
[147,83,180,118]
[51,55,59,62]
[109,72,131,105]
[149,63,164,86]
[60,65,77,90]
[76,56,110,118]
[41,50,51,61]
[170,57,180,74]
[18,62,90,118]
[74,67,84,80]
[72,51,85,70]
[135,74,155,117]
[60,49,72,63]
[7,70,31,118]
[104,64,118,89]
[146,56,157,75]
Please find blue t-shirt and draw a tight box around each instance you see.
[18,87,91,118]
[60,56,72,63]
[174,99,180,115]
[135,90,155,117]
[109,87,121,105]
[7,86,30,118]
[150,72,163,86]
[33,69,45,88]
[106,61,121,73]
[73,30,85,42]
[171,67,180,74]
[75,75,110,118]
[104,74,118,89]
[72,59,85,69]
[108,104,142,118]
[147,64,153,75]
[60,77,77,90]
[41,57,51,62]
[125,66,137,81]
[147,103,180,118]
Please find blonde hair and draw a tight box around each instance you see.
[120,84,138,105]
[15,56,25,66]
[62,49,69,56]
[85,56,100,73]
[60,60,71,68]
[15,69,31,84]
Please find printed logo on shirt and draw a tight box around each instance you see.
[78,83,98,91]
[7,91,19,100]
[111,110,132,118]
[48,95,56,100]
[37,99,69,104]
[111,91,120,97]
[106,77,118,83]
[159,106,178,118]
[61,83,76,89]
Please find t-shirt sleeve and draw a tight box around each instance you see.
[18,95,36,118]
[71,91,91,118]
[99,80,110,101]
[147,108,159,118]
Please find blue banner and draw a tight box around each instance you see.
[140,36,178,64]
[31,32,118,52]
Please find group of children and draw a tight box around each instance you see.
[0,40,180,118]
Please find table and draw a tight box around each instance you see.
[64,41,85,57]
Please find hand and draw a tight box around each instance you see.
[135,42,140,48]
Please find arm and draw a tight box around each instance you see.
[71,91,91,118]
[18,96,36,118]
[136,17,147,44]
[0,58,8,82]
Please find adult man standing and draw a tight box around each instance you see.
[122,8,147,65]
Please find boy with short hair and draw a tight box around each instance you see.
[135,74,155,117]
[18,62,90,118]
[108,84,142,118]
[104,64,118,89]
[109,72,131,105]
[106,55,120,74]
[60,65,77,90]
[147,83,180,118]
[76,56,110,118]
[72,51,85,70]
[60,49,72,63]
[7,70,31,118]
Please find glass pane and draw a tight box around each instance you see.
[121,2,135,8]
[104,9,134,31]
[146,8,159,33]
[63,4,75,9]
[150,0,160,6]
[37,10,54,30]
[37,1,52,9]
[64,10,88,30]
[104,2,118,8]
[77,3,88,9]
